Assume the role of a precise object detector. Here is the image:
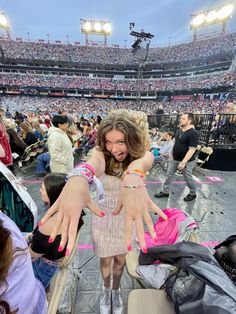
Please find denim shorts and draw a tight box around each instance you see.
[32,258,59,289]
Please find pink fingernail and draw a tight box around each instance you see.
[58,245,63,252]
[142,246,147,253]
[100,212,106,217]
[127,244,132,251]
[48,237,54,243]
[65,249,70,256]
[37,221,43,227]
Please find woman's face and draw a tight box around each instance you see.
[105,129,128,162]
[40,182,50,203]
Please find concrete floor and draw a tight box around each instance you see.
[14,161,236,314]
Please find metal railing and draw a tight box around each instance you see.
[148,113,236,148]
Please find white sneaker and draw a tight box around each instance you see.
[100,287,111,314]
[112,289,123,314]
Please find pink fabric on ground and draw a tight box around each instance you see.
[145,208,192,248]
[201,241,220,247]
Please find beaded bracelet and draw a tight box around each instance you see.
[121,183,146,189]
[77,163,95,176]
[67,166,94,184]
[122,169,145,179]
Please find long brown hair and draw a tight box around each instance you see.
[96,110,146,176]
[0,219,16,314]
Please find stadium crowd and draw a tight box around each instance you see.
[0,95,229,116]
[1,31,236,65]
[0,71,235,91]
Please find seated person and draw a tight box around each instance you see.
[19,121,38,146]
[0,211,47,314]
[26,173,84,288]
[151,131,174,162]
[5,119,27,157]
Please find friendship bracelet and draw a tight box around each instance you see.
[67,168,94,184]
[122,169,145,179]
[121,183,146,189]
[76,163,95,176]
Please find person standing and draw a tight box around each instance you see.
[155,113,199,201]
[0,109,13,166]
[40,109,167,314]
[47,115,74,174]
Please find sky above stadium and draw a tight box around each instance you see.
[1,0,236,47]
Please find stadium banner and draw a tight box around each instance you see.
[171,95,193,101]
[92,94,109,99]
[6,90,20,95]
[48,92,65,97]
[67,93,82,97]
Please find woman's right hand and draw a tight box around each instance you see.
[40,176,103,254]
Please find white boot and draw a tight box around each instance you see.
[112,289,123,314]
[100,287,112,314]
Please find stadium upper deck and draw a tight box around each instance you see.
[1,32,236,67]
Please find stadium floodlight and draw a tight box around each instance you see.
[217,3,234,20]
[84,21,92,32]
[0,12,9,28]
[0,12,11,40]
[80,19,112,36]
[104,23,111,34]
[206,10,217,23]
[191,14,205,28]
[94,22,101,32]
[80,19,112,46]
[190,2,234,30]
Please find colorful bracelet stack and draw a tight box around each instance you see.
[122,168,146,189]
[67,163,95,184]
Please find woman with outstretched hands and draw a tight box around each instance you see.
[40,109,167,314]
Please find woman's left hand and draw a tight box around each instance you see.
[113,181,168,253]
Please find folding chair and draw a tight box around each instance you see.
[195,146,213,172]
[29,142,40,158]
[36,139,47,154]
[150,159,168,176]
[47,231,81,314]
[18,143,35,167]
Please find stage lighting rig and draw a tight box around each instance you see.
[129,25,154,110]
[130,26,154,54]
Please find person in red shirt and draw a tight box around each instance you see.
[0,109,12,166]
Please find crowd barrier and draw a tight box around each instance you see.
[147,114,236,148]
